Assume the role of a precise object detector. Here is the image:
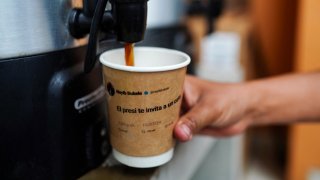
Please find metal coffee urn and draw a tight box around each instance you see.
[0,0,147,179]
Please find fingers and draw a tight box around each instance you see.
[174,101,220,141]
[183,76,200,109]
[174,122,193,142]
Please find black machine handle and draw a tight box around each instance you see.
[84,0,108,73]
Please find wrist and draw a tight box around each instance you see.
[240,80,266,127]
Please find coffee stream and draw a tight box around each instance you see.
[125,43,134,66]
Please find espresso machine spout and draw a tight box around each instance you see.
[68,0,148,73]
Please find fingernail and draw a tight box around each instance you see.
[180,124,192,140]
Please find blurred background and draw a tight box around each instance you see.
[81,0,320,179]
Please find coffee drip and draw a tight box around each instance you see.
[125,43,135,66]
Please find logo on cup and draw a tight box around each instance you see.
[107,82,115,96]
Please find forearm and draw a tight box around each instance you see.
[245,72,320,125]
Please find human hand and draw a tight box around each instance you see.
[174,75,255,141]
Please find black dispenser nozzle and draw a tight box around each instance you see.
[68,0,148,73]
[114,0,147,43]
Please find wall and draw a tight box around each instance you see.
[287,0,320,179]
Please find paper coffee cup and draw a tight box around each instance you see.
[100,47,190,168]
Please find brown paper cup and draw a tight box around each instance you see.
[100,47,190,168]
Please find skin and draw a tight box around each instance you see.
[174,73,320,142]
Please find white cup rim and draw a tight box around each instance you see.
[99,47,191,72]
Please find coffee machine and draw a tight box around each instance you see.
[0,0,147,179]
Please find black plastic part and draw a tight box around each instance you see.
[69,9,92,38]
[71,0,148,73]
[84,0,109,73]
[69,9,115,39]
[83,0,99,17]
[115,0,147,43]
[101,12,116,34]
[0,46,110,180]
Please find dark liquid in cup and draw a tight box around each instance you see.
[125,43,134,66]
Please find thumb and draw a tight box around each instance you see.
[174,102,217,142]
